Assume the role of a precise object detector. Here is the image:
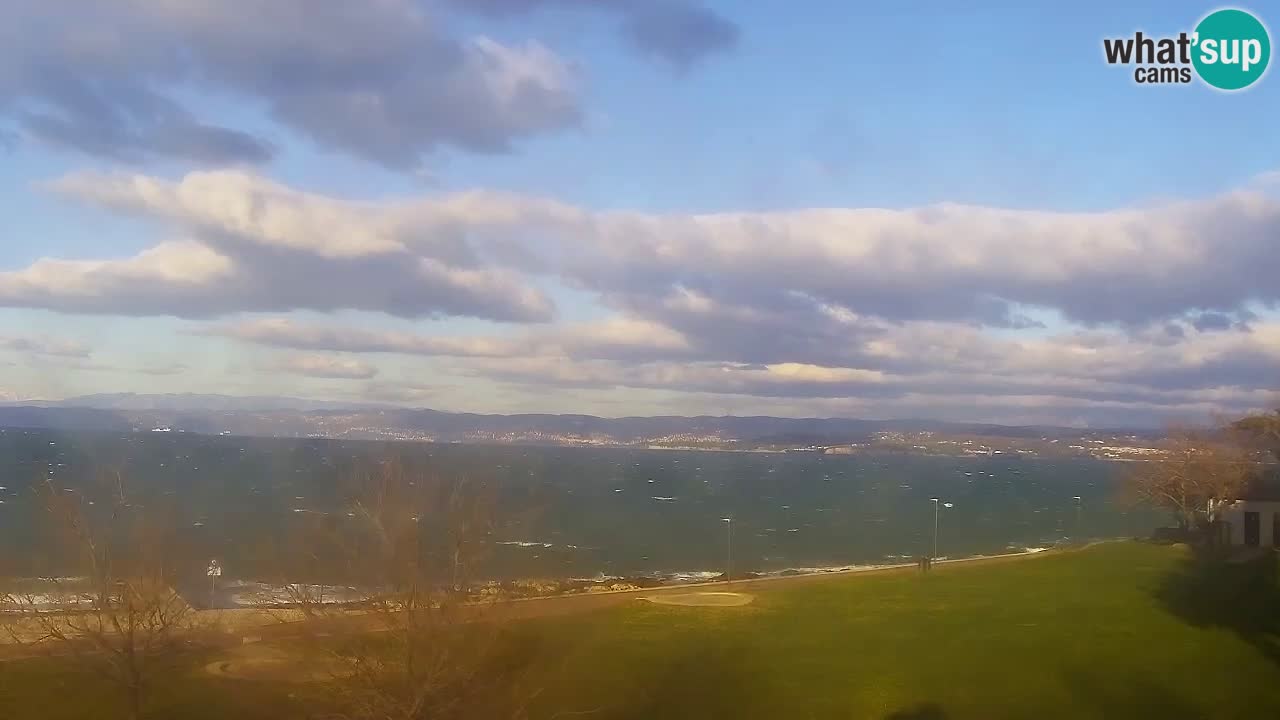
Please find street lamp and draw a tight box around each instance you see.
[721,517,733,584]
[930,499,953,560]
[206,559,222,609]
[1072,496,1083,540]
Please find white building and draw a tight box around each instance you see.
[1221,485,1280,548]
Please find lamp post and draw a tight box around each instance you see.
[930,499,953,559]
[1072,496,1083,540]
[721,517,733,584]
[206,559,222,609]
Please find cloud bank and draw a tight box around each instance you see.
[3,168,1277,425]
[0,1,580,168]
[35,169,1280,328]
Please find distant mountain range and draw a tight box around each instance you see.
[13,393,383,412]
[0,393,1162,452]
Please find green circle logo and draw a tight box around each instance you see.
[1192,8,1271,90]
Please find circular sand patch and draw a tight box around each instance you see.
[643,592,754,607]
[204,643,345,682]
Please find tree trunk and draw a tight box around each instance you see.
[127,682,142,720]
[126,654,144,720]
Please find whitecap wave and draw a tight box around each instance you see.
[759,563,887,576]
[660,570,722,582]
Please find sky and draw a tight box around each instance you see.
[1,0,1278,427]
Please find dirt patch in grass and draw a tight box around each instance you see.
[204,639,346,682]
[642,592,754,607]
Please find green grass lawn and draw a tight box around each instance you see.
[517,543,1280,720]
[0,651,323,720]
[3,542,1280,719]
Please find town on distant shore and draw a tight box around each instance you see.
[1,393,1171,461]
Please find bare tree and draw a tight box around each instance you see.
[0,472,204,720]
[1124,426,1257,532]
[278,458,538,720]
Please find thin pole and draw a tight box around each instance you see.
[932,500,939,559]
[726,518,733,585]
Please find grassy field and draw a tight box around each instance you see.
[519,542,1280,720]
[4,542,1280,719]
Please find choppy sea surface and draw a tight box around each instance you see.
[0,429,1162,581]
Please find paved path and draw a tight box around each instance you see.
[2,546,1075,657]
[250,548,1068,641]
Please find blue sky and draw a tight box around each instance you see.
[1,1,1277,426]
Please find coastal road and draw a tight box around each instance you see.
[247,548,1063,643]
[0,547,1070,659]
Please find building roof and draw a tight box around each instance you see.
[1238,472,1280,502]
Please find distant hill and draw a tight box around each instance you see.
[0,394,1162,453]
[16,393,383,412]
[0,405,134,432]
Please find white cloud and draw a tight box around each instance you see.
[0,334,92,358]
[276,354,379,380]
[30,358,189,376]
[48,172,405,259]
[204,315,689,362]
[445,0,740,69]
[0,241,234,316]
[8,174,557,321]
[0,241,551,320]
[208,317,524,357]
[48,170,583,262]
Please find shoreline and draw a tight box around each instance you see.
[505,544,1070,603]
[188,544,1065,611]
[224,543,1100,636]
[0,543,1106,652]
[0,542,1102,619]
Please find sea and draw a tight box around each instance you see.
[0,428,1163,582]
